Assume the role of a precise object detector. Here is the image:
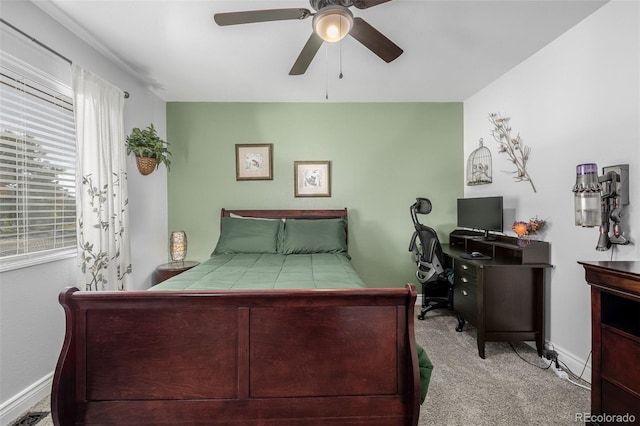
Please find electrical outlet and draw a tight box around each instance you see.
[542,348,561,370]
[551,363,568,380]
[543,348,558,362]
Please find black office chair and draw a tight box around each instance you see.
[408,198,454,320]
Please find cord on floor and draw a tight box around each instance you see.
[508,342,552,370]
[509,342,592,391]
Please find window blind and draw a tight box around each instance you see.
[0,51,76,259]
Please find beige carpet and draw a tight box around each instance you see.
[417,309,590,425]
[15,308,589,426]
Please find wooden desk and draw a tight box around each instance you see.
[443,230,552,359]
[579,261,640,425]
[153,261,200,285]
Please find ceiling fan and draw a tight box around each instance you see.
[213,0,403,75]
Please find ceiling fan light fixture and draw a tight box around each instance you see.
[312,6,354,42]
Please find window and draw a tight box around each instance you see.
[0,50,76,267]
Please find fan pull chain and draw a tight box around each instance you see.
[324,39,345,100]
[339,17,344,79]
[325,43,329,100]
[339,39,344,79]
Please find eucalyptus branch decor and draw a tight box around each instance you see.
[489,113,536,193]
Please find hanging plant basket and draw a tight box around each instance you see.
[136,156,157,176]
[126,123,171,176]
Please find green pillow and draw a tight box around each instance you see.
[213,217,281,254]
[281,219,347,255]
[228,214,285,252]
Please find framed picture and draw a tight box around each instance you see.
[294,161,331,197]
[235,144,273,180]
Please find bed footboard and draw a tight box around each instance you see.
[52,285,420,425]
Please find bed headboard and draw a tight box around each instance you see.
[221,208,348,221]
[221,208,349,241]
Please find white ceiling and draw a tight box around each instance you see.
[34,0,609,102]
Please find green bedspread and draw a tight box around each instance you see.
[150,252,432,404]
[151,253,365,290]
[418,343,433,404]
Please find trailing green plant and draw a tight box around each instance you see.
[125,123,171,170]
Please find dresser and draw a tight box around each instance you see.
[442,230,552,359]
[579,261,640,425]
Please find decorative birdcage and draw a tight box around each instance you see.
[466,138,492,185]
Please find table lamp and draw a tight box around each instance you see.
[170,231,187,263]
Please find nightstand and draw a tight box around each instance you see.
[153,261,199,285]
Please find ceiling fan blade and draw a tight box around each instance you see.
[214,8,311,26]
[352,0,392,9]
[289,33,324,75]
[349,17,403,63]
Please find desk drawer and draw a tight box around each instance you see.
[455,283,477,321]
[454,260,477,287]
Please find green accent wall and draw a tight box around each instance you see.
[166,102,463,288]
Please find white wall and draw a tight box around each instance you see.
[0,1,168,423]
[463,0,639,379]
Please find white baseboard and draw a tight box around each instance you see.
[0,372,52,426]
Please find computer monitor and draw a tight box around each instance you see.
[457,196,503,240]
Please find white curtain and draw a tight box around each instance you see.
[72,64,131,291]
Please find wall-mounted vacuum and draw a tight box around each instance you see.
[573,163,630,251]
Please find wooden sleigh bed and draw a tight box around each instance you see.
[51,209,429,425]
